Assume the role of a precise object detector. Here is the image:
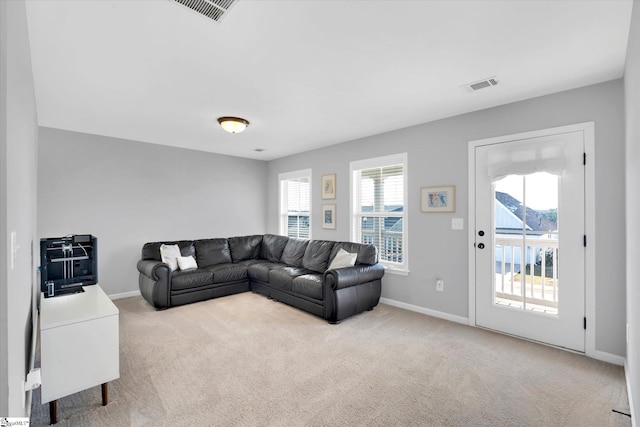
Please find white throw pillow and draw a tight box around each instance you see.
[160,244,181,272]
[177,255,198,271]
[328,248,357,270]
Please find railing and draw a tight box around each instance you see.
[495,235,559,311]
[361,230,403,263]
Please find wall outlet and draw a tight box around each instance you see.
[436,279,444,292]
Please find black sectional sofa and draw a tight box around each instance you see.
[137,234,384,323]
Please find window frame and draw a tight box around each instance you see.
[350,153,408,274]
[279,169,312,239]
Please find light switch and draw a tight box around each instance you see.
[451,218,464,230]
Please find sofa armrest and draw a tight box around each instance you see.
[137,259,171,309]
[137,259,170,280]
[324,263,385,290]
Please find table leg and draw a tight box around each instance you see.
[49,400,57,424]
[101,383,108,406]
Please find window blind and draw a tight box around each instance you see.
[286,177,310,239]
[351,154,407,271]
[279,170,311,239]
[487,137,569,180]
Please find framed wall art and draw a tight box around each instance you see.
[322,204,336,229]
[321,173,336,199]
[421,185,456,213]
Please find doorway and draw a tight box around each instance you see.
[468,123,594,352]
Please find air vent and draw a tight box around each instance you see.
[171,0,238,23]
[462,76,499,92]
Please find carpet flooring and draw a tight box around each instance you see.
[30,292,631,426]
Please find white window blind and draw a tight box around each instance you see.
[487,136,570,180]
[351,154,408,272]
[279,170,311,239]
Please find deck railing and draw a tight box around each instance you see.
[495,235,559,310]
[359,232,558,310]
[361,230,403,263]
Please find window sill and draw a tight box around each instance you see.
[383,266,409,276]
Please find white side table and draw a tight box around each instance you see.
[39,284,119,424]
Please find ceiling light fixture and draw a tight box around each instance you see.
[218,116,250,134]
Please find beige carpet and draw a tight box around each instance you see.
[30,292,631,426]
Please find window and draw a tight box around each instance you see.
[279,169,311,239]
[351,154,408,272]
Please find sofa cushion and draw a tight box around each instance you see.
[302,240,334,272]
[142,240,195,261]
[259,234,289,262]
[194,238,232,267]
[328,248,357,270]
[268,266,312,291]
[280,238,309,267]
[247,261,283,283]
[234,259,264,268]
[203,263,248,284]
[228,235,263,262]
[329,242,378,265]
[177,255,198,271]
[291,274,323,300]
[160,244,181,271]
[171,269,214,291]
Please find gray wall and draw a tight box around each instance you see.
[0,0,39,416]
[267,79,626,357]
[625,0,640,420]
[38,128,268,296]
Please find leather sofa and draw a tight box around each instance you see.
[137,234,384,323]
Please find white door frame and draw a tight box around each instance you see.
[468,122,595,356]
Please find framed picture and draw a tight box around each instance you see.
[321,173,336,199]
[421,185,456,213]
[322,204,336,229]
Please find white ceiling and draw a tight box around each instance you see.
[25,0,633,161]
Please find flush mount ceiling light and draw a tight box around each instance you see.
[217,116,250,134]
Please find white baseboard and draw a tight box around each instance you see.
[625,360,637,427]
[379,297,469,325]
[588,349,626,366]
[380,297,627,367]
[109,290,141,300]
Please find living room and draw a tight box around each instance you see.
[2,0,640,425]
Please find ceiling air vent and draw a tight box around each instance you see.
[462,76,499,92]
[171,0,239,23]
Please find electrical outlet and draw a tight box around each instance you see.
[436,279,444,292]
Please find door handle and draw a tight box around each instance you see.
[477,243,485,249]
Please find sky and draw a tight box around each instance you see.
[495,172,559,210]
